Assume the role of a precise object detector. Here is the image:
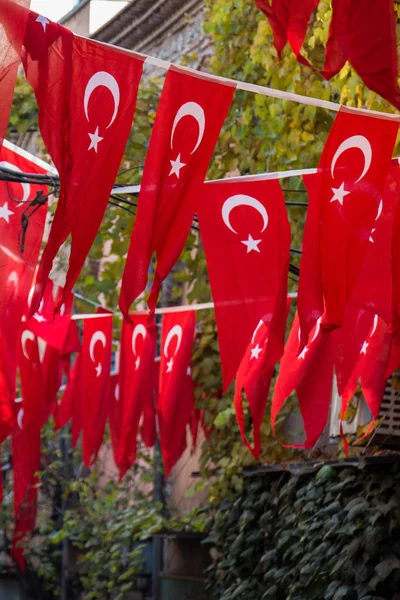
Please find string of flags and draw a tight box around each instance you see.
[2,0,400,569]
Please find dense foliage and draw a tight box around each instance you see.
[206,461,400,600]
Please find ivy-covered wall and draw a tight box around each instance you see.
[206,459,400,600]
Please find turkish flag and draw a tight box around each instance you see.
[119,68,234,318]
[332,165,400,396]
[0,0,31,148]
[298,108,398,342]
[255,0,400,112]
[140,359,158,450]
[255,0,319,60]
[158,311,196,478]
[12,329,43,570]
[197,178,291,390]
[0,141,47,443]
[108,373,121,466]
[334,166,400,436]
[81,316,112,466]
[323,1,400,110]
[26,279,79,424]
[11,11,144,315]
[54,353,82,442]
[271,313,334,449]
[234,298,291,460]
[116,317,156,478]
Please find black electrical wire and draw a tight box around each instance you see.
[108,199,135,215]
[1,168,304,274]
[117,164,144,177]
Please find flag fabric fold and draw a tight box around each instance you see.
[116,316,156,478]
[119,68,235,319]
[158,311,196,478]
[271,313,334,449]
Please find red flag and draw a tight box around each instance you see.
[140,359,158,449]
[12,328,43,570]
[158,311,196,478]
[340,314,400,427]
[254,1,318,60]
[108,373,121,466]
[271,313,334,449]
[119,69,234,318]
[298,108,398,341]
[0,0,31,148]
[255,0,400,111]
[340,1,400,110]
[333,165,400,396]
[26,280,79,424]
[335,166,400,439]
[12,11,144,315]
[81,316,112,466]
[234,298,291,460]
[0,141,47,442]
[116,317,156,478]
[197,178,291,390]
[54,353,81,439]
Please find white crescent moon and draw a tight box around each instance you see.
[222,194,269,235]
[251,320,264,345]
[21,330,35,360]
[370,314,379,337]
[132,324,147,356]
[84,71,120,129]
[375,199,383,221]
[0,161,30,203]
[115,383,120,402]
[17,408,24,431]
[89,331,107,363]
[170,101,205,155]
[164,325,183,358]
[310,317,322,343]
[331,135,372,183]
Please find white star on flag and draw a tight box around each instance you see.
[298,346,309,360]
[0,202,14,223]
[330,182,350,206]
[95,363,102,377]
[166,358,174,373]
[36,15,49,32]
[135,356,141,371]
[369,228,376,243]
[187,366,192,376]
[250,344,262,360]
[241,234,262,254]
[88,127,104,153]
[360,341,369,355]
[169,153,186,178]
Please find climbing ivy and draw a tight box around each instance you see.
[206,461,400,599]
